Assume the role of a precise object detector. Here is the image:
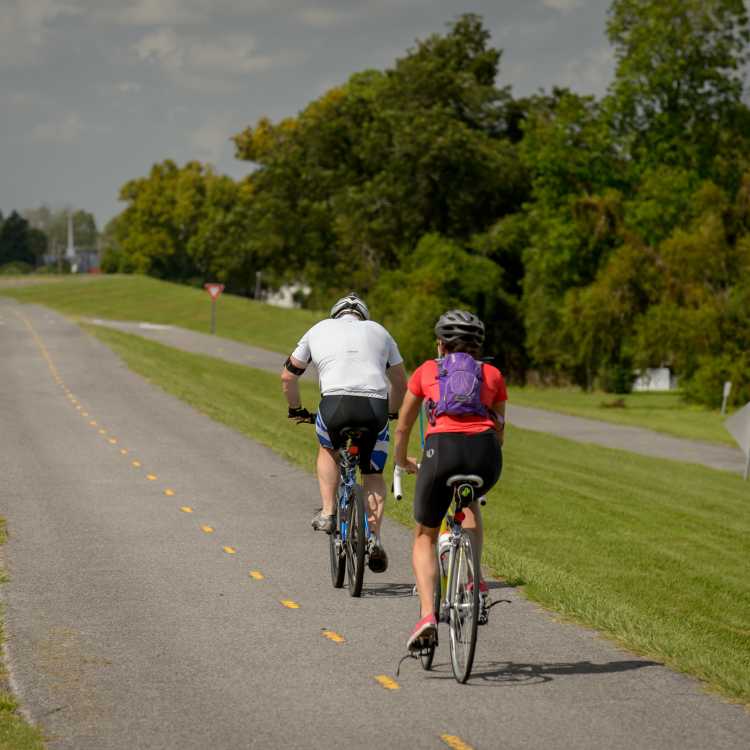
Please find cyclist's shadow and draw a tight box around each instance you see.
[425,658,659,686]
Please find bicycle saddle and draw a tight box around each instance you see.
[446,474,484,488]
[340,426,372,441]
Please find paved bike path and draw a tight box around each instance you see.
[86,316,746,475]
[0,299,748,750]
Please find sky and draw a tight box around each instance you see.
[1,0,616,228]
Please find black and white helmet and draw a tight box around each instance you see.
[330,293,369,320]
[434,309,485,346]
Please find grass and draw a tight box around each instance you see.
[0,274,320,355]
[0,521,47,750]
[1,275,737,446]
[509,386,736,446]
[86,324,750,705]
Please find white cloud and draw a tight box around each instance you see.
[132,28,301,89]
[188,113,236,162]
[29,113,84,143]
[116,81,142,94]
[0,0,82,67]
[542,0,585,13]
[558,46,615,95]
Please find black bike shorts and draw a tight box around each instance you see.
[316,395,389,475]
[414,430,502,528]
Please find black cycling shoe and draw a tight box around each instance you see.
[367,538,388,573]
[311,512,336,534]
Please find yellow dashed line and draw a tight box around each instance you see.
[164,489,175,496]
[441,735,474,750]
[201,525,214,534]
[280,600,300,609]
[146,474,157,481]
[322,630,346,644]
[223,546,237,555]
[89,420,97,426]
[75,405,82,410]
[108,438,117,444]
[249,570,264,580]
[98,429,107,435]
[132,460,142,468]
[120,448,128,455]
[180,506,194,513]
[82,412,89,417]
[374,675,400,690]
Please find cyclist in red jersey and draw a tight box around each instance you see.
[393,310,507,650]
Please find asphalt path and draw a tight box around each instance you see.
[86,317,746,475]
[1,299,749,749]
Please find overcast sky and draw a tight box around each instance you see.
[1,0,617,227]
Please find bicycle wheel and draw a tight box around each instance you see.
[345,484,366,597]
[419,558,442,670]
[447,532,480,683]
[329,496,345,589]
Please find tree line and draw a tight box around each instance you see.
[101,0,750,407]
[0,208,98,273]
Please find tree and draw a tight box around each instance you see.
[0,211,37,268]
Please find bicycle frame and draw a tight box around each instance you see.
[336,440,370,546]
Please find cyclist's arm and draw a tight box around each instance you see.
[280,355,307,409]
[491,400,506,446]
[394,390,421,472]
[386,362,407,416]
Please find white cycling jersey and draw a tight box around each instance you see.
[291,314,403,399]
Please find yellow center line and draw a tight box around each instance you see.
[201,525,214,534]
[75,405,82,410]
[108,438,118,444]
[82,412,89,417]
[98,429,107,435]
[164,489,175,496]
[280,599,300,609]
[180,506,194,513]
[223,546,237,555]
[146,474,157,481]
[441,735,474,750]
[249,570,264,580]
[322,630,346,644]
[120,448,128,455]
[132,460,142,468]
[89,420,97,426]
[374,675,400,690]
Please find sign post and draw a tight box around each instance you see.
[725,401,750,480]
[721,381,732,415]
[203,283,225,334]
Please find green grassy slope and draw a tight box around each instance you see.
[85,324,750,704]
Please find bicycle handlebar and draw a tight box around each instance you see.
[392,464,406,501]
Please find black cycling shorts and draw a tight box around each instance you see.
[414,430,502,528]
[316,395,389,475]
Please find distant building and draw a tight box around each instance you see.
[632,367,677,392]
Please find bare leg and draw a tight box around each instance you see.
[460,502,484,582]
[316,446,339,516]
[362,473,386,537]
[413,524,440,617]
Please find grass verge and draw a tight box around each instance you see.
[509,386,735,446]
[0,275,320,355]
[0,520,47,750]
[86,324,750,705]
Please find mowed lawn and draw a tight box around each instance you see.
[85,324,750,704]
[1,275,736,446]
[0,274,320,354]
[510,387,735,446]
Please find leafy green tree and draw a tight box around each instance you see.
[0,211,36,268]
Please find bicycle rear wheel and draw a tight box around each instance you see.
[329,497,345,588]
[419,560,442,670]
[447,532,480,683]
[345,484,366,597]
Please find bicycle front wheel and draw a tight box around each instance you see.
[329,499,345,589]
[345,484,367,597]
[447,532,481,683]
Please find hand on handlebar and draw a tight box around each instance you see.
[288,406,316,424]
[397,456,419,474]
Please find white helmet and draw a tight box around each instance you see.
[330,292,369,320]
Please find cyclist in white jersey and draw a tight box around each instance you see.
[281,293,407,572]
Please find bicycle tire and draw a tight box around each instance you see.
[345,484,366,597]
[448,532,480,683]
[329,496,345,589]
[419,559,442,670]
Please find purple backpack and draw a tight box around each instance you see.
[426,352,488,425]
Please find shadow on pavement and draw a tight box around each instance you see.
[421,658,659,686]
